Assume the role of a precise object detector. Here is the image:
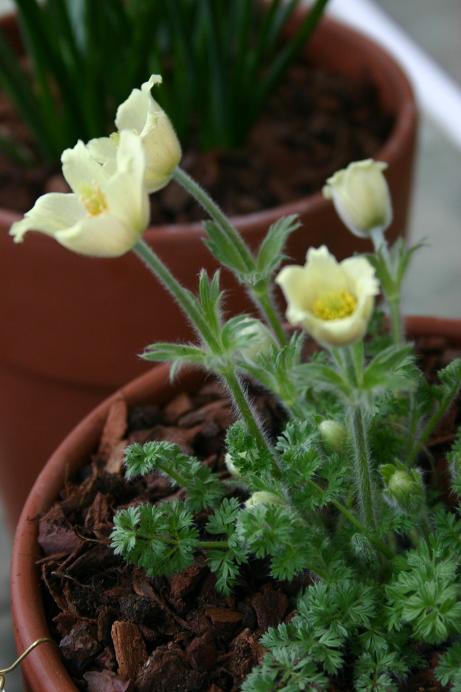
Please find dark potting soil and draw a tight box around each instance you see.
[0,61,393,220]
[37,335,461,691]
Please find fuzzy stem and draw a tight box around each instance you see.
[348,404,376,530]
[173,166,288,346]
[198,540,229,550]
[221,367,281,478]
[348,402,377,532]
[307,479,392,559]
[388,294,403,346]
[133,239,219,351]
[157,463,190,490]
[342,346,378,532]
[371,227,403,345]
[173,166,254,271]
[406,384,460,467]
[254,289,288,346]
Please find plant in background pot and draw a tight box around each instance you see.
[0,0,418,527]
[9,94,461,690]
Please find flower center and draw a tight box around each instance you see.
[311,290,357,321]
[80,185,108,216]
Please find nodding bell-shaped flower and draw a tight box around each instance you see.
[276,246,379,347]
[323,159,392,238]
[10,131,149,258]
[88,75,181,193]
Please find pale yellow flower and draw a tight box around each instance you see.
[88,75,181,193]
[10,131,149,258]
[276,246,379,347]
[323,159,392,238]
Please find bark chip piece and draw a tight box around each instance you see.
[111,620,148,681]
[99,396,128,462]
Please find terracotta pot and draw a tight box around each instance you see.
[10,316,461,691]
[0,9,418,528]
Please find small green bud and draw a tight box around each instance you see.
[236,320,274,362]
[319,419,347,452]
[245,491,283,508]
[380,463,424,511]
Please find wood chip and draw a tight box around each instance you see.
[99,397,128,461]
[111,620,148,681]
[205,608,244,625]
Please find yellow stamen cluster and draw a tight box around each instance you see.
[311,290,357,321]
[80,185,108,216]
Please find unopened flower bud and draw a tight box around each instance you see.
[319,419,347,452]
[245,491,283,509]
[380,463,424,511]
[323,159,392,238]
[236,320,274,362]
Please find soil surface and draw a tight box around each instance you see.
[0,61,393,220]
[36,335,460,691]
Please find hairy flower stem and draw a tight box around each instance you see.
[198,540,229,550]
[347,404,378,532]
[134,239,279,470]
[406,379,461,467]
[173,166,288,346]
[342,346,378,532]
[133,239,219,350]
[388,295,403,346]
[222,367,281,479]
[371,228,403,345]
[307,479,392,559]
[253,289,289,347]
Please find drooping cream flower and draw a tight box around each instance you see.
[276,246,379,346]
[88,75,181,193]
[323,159,392,238]
[10,131,149,258]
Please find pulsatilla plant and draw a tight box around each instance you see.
[10,77,461,690]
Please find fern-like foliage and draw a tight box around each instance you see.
[111,502,199,577]
[124,441,225,510]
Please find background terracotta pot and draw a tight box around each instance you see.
[10,317,461,692]
[0,10,418,528]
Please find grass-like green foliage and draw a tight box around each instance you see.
[0,0,328,163]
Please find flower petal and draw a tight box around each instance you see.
[115,75,162,132]
[9,193,84,242]
[276,245,379,346]
[55,213,142,258]
[103,130,149,233]
[61,140,108,194]
[87,135,118,176]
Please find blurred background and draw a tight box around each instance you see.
[0,0,460,689]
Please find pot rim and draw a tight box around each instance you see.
[10,315,461,691]
[0,10,417,241]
